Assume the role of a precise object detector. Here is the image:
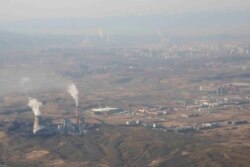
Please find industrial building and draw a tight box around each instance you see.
[30,106,88,137]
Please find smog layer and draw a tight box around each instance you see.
[0,33,250,167]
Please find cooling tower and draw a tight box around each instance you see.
[33,116,44,134]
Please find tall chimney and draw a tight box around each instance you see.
[75,107,79,125]
[33,115,44,134]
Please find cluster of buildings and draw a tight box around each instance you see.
[125,119,249,133]
[186,96,250,113]
[186,82,250,111]
[55,118,87,135]
[135,105,172,116]
[199,83,242,95]
[158,42,250,60]
[29,107,95,137]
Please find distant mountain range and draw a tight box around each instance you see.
[0,11,250,49]
[0,11,249,37]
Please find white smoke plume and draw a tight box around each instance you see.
[19,77,31,86]
[156,29,169,43]
[28,97,42,116]
[97,28,104,39]
[156,29,164,42]
[19,76,31,95]
[68,83,79,107]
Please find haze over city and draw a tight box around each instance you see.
[0,0,250,167]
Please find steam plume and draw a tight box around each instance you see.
[156,29,164,42]
[156,29,169,43]
[20,77,31,86]
[68,83,79,107]
[97,29,104,39]
[20,77,31,95]
[28,97,42,116]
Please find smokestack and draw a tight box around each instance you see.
[27,97,44,134]
[75,106,80,125]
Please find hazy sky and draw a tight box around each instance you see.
[0,0,250,37]
[0,0,250,21]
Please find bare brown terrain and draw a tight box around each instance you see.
[0,37,250,166]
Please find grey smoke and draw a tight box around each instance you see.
[0,67,68,97]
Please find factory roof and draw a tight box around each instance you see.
[91,107,119,112]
